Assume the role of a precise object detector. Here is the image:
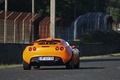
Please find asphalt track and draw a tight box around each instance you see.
[0,56,120,80]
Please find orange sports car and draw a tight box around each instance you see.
[22,38,80,70]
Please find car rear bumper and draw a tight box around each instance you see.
[30,56,65,66]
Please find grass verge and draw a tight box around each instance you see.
[0,64,22,69]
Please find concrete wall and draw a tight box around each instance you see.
[79,42,120,56]
[0,42,120,64]
[0,43,29,64]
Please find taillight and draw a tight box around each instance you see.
[28,47,32,51]
[33,47,36,51]
[60,47,64,51]
[55,46,64,51]
[28,47,36,51]
[55,46,59,50]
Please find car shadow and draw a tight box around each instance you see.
[79,66,105,69]
[34,66,105,70]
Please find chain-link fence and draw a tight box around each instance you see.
[0,11,116,43]
[0,11,40,43]
[71,12,114,40]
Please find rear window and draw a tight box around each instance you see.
[38,40,61,45]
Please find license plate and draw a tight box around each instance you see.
[38,57,54,61]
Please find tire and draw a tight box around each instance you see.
[74,57,79,69]
[23,61,31,70]
[66,54,74,69]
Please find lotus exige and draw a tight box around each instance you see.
[22,38,80,70]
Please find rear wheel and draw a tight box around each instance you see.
[66,55,74,69]
[74,57,79,69]
[23,61,31,70]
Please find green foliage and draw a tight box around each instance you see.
[56,0,74,19]
[0,0,120,21]
[8,0,32,12]
[107,0,120,21]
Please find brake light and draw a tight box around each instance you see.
[60,47,64,51]
[28,47,32,51]
[55,46,59,50]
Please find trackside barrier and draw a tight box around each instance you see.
[0,42,120,64]
[70,41,120,56]
[79,43,120,56]
[0,43,29,64]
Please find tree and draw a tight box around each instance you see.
[56,0,75,19]
[8,0,32,12]
[0,0,120,21]
[107,0,120,21]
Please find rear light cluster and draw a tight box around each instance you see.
[55,46,64,51]
[28,47,36,51]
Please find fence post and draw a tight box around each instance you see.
[22,13,31,43]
